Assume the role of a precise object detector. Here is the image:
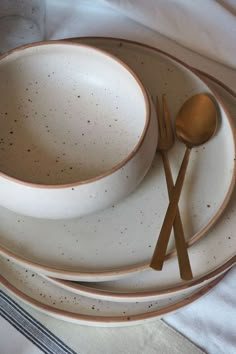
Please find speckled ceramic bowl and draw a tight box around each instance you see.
[0,41,157,219]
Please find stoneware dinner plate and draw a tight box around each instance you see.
[43,38,236,300]
[0,256,226,327]
[0,38,235,281]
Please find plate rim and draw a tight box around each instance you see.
[46,257,236,301]
[0,36,235,281]
[0,270,226,325]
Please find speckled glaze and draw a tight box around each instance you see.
[0,38,235,283]
[45,261,234,303]
[0,257,226,326]
[0,40,156,219]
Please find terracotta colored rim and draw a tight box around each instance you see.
[0,37,235,283]
[0,271,226,325]
[48,258,235,300]
[0,40,151,189]
[191,69,236,99]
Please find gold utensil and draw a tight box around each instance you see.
[155,95,193,280]
[151,94,217,271]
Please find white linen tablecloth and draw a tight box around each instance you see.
[0,288,205,354]
[0,1,236,353]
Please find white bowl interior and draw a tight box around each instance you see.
[0,43,147,184]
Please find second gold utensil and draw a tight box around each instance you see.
[151,94,217,271]
[155,95,193,280]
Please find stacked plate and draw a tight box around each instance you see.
[0,37,235,327]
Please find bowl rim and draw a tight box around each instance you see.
[0,40,152,189]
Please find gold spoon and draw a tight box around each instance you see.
[150,94,217,271]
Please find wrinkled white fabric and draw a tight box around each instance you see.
[0,292,205,354]
[166,266,236,354]
[102,0,236,68]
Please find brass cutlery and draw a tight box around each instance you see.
[153,95,193,280]
[151,94,217,275]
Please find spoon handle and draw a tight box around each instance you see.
[161,151,193,280]
[150,147,192,270]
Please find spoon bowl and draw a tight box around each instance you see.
[175,94,217,147]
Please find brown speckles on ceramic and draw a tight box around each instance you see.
[1,89,144,184]
[0,257,227,325]
[0,38,235,288]
[0,41,156,219]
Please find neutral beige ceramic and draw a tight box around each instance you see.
[0,40,157,219]
[0,38,235,283]
[0,256,226,327]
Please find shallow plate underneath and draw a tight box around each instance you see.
[0,257,226,327]
[0,37,235,281]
